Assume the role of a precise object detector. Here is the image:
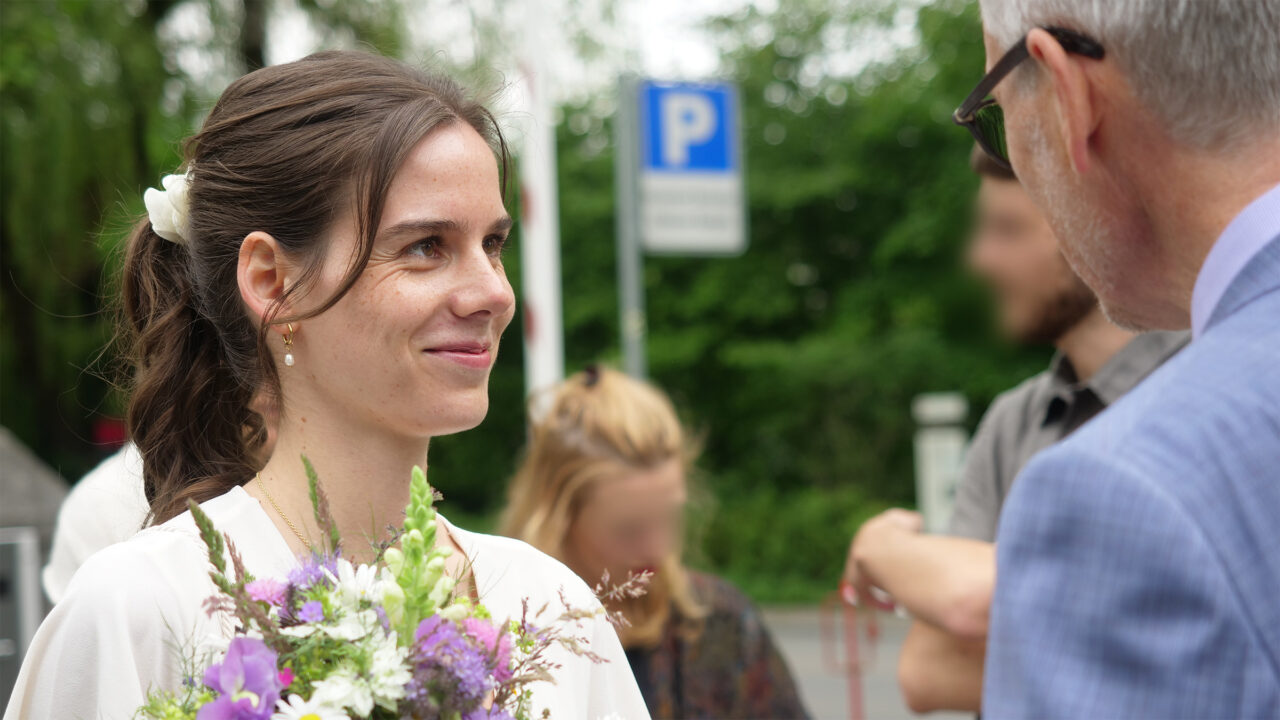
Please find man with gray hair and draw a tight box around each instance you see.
[951,1,1280,717]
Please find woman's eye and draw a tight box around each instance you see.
[484,234,509,258]
[406,237,442,258]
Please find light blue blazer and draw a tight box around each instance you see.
[984,235,1280,719]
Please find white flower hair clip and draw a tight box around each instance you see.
[143,171,193,246]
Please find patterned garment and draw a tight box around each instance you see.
[624,571,811,720]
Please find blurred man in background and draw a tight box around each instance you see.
[841,146,1187,713]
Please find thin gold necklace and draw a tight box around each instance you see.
[254,473,308,547]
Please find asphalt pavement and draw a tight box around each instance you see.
[762,607,970,720]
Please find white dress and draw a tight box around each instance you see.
[42,443,149,604]
[4,485,650,720]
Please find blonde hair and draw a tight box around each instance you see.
[499,366,706,647]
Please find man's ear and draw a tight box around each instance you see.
[1027,28,1099,175]
[238,231,292,329]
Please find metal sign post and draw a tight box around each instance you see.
[615,75,648,379]
[615,76,746,378]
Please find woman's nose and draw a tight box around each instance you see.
[451,246,514,318]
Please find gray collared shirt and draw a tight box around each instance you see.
[948,330,1190,542]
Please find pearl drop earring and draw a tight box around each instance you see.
[283,323,296,367]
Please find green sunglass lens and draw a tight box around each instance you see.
[973,104,1008,162]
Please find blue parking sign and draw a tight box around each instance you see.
[640,81,738,173]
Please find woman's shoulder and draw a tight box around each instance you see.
[444,520,600,608]
[61,515,211,620]
[60,485,278,615]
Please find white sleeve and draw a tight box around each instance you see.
[6,534,203,720]
[42,445,149,604]
[586,611,651,720]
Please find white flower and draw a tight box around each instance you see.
[326,559,383,610]
[320,608,379,641]
[310,666,374,717]
[272,693,349,720]
[142,172,192,245]
[367,631,411,710]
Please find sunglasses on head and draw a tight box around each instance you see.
[952,27,1105,171]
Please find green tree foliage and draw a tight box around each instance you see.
[1,0,190,478]
[445,0,1046,600]
[0,0,405,479]
[4,0,1048,602]
[428,0,1052,601]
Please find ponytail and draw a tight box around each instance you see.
[120,219,264,524]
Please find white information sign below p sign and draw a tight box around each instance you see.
[637,81,746,255]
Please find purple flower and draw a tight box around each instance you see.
[197,637,282,720]
[245,578,286,606]
[287,552,338,590]
[463,617,514,683]
[296,601,324,623]
[406,616,496,715]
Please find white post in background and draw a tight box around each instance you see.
[514,25,565,410]
[614,75,647,378]
[912,392,969,534]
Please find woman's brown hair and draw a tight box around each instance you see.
[499,367,707,647]
[122,51,508,524]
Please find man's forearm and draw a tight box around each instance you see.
[898,620,985,713]
[854,530,995,637]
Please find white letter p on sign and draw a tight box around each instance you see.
[661,92,716,167]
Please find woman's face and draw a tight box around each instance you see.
[565,458,687,587]
[285,123,515,440]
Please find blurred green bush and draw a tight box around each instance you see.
[2,0,1046,604]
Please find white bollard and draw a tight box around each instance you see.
[912,393,969,534]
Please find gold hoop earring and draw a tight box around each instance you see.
[283,323,296,367]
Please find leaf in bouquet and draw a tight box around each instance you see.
[187,499,245,608]
[302,455,343,554]
[188,500,227,578]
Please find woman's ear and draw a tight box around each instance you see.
[238,231,291,328]
[1027,28,1099,175]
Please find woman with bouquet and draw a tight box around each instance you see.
[5,51,647,720]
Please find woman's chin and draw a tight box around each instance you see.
[423,400,490,437]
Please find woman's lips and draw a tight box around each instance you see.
[424,343,492,370]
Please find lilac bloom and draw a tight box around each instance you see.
[296,601,324,623]
[197,637,282,720]
[408,616,496,715]
[287,552,338,590]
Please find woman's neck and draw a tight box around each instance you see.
[250,401,430,564]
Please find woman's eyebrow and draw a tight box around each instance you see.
[489,216,514,234]
[380,215,513,239]
[379,218,461,239]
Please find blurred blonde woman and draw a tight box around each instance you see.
[501,366,810,719]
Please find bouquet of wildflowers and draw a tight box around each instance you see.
[136,463,646,720]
